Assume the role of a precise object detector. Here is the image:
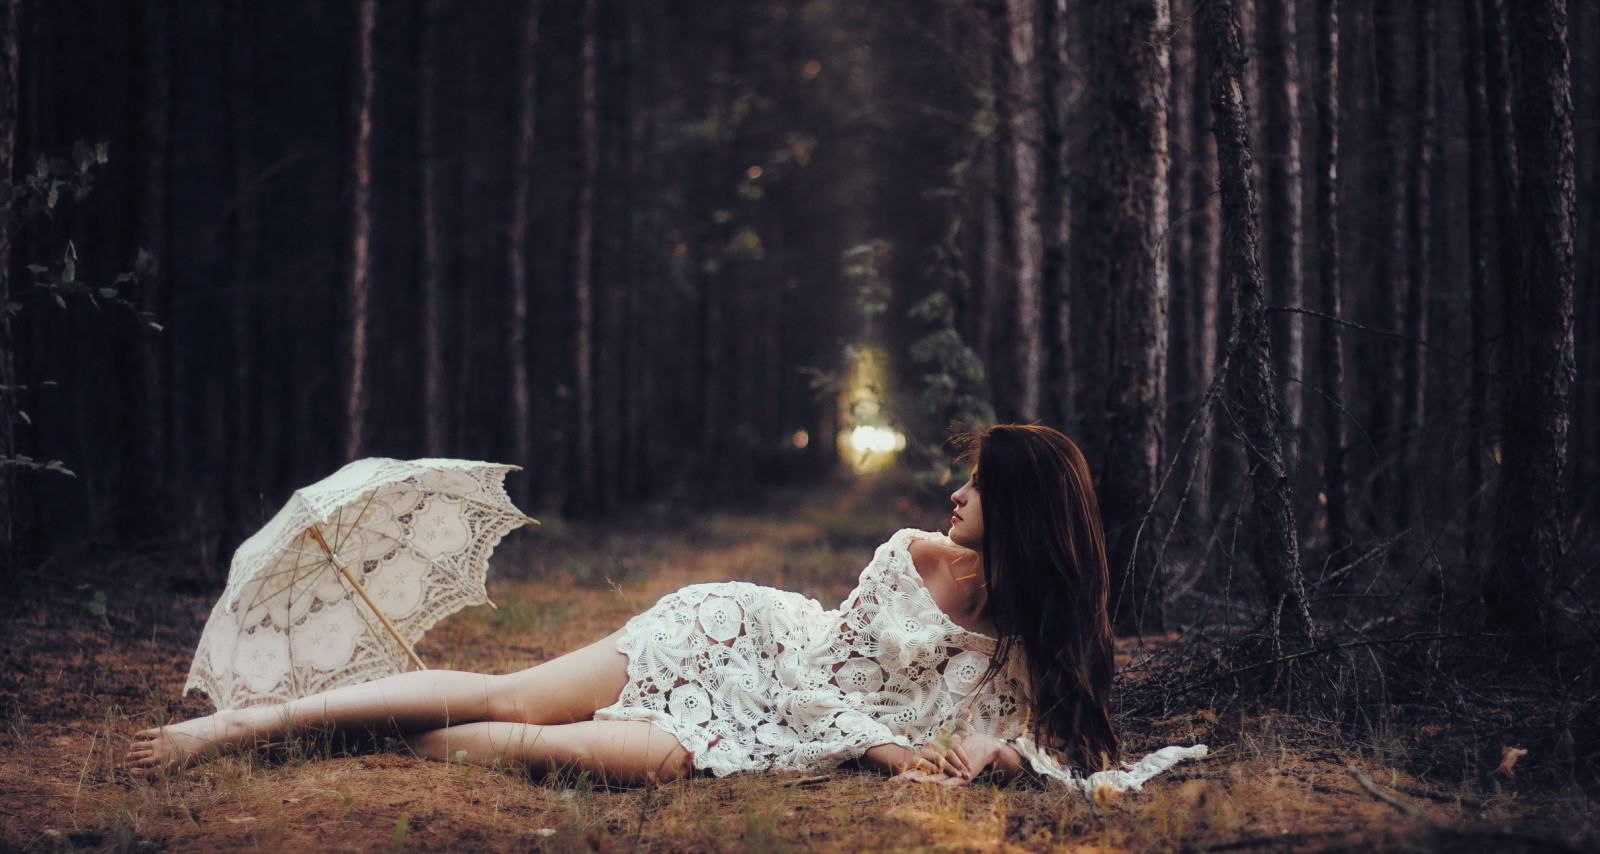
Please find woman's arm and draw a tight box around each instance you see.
[898,732,1027,785]
[860,743,919,775]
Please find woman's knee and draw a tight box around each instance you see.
[483,672,536,724]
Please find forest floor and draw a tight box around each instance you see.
[1,470,1595,853]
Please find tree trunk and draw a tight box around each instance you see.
[1256,0,1304,470]
[1312,0,1347,555]
[1488,0,1577,639]
[344,0,376,462]
[118,0,174,546]
[1005,0,1043,421]
[1464,0,1492,568]
[1202,0,1310,647]
[224,0,258,542]
[1075,0,1171,634]
[419,0,445,456]
[570,0,599,513]
[507,0,541,479]
[0,0,17,586]
[1190,7,1220,526]
[1038,0,1071,429]
[1372,0,1410,504]
[1402,0,1435,540]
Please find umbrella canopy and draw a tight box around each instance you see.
[184,458,534,710]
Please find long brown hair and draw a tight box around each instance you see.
[960,424,1119,771]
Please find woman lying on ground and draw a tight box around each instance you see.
[127,424,1204,789]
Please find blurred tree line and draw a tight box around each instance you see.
[0,0,1595,775]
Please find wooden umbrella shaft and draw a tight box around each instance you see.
[306,524,428,672]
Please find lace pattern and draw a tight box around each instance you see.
[597,528,1206,785]
[597,531,1015,775]
[186,458,530,710]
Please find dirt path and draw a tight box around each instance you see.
[1,472,1591,852]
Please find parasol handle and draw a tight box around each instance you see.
[306,524,429,672]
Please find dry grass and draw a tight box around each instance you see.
[2,472,1594,852]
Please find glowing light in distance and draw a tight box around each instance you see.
[847,425,905,454]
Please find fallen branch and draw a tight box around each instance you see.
[1388,780,1488,813]
[1346,765,1420,817]
[1202,829,1340,851]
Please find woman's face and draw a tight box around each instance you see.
[948,473,983,549]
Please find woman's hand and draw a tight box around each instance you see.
[897,732,1017,787]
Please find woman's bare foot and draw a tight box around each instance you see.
[125,711,243,776]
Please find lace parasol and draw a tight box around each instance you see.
[184,458,535,710]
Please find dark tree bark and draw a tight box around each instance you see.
[1038,0,1071,429]
[977,121,1003,409]
[123,0,175,544]
[419,0,445,456]
[1464,0,1493,567]
[1075,0,1171,634]
[1488,0,1577,638]
[1005,0,1043,421]
[1189,5,1220,525]
[507,0,541,479]
[223,0,258,539]
[1402,0,1435,534]
[1312,0,1347,555]
[344,0,376,462]
[1256,0,1304,469]
[1202,0,1311,646]
[1167,0,1192,418]
[1574,0,1599,524]
[1482,0,1522,569]
[0,0,17,586]
[571,0,599,513]
[1372,0,1410,490]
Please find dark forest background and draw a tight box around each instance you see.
[1,0,1596,777]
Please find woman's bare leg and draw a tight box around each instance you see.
[405,721,691,786]
[126,629,633,774]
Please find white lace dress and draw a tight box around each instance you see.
[593,528,1205,791]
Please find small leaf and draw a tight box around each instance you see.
[135,247,157,274]
[87,590,107,617]
[34,154,46,178]
[45,182,58,209]
[95,142,109,164]
[16,411,28,425]
[53,293,65,310]
[98,288,118,299]
[147,322,164,332]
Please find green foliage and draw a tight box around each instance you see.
[0,455,74,477]
[841,240,892,328]
[3,142,160,322]
[388,815,409,854]
[1,142,162,477]
[906,291,993,432]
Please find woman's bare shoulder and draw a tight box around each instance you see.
[907,536,970,581]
